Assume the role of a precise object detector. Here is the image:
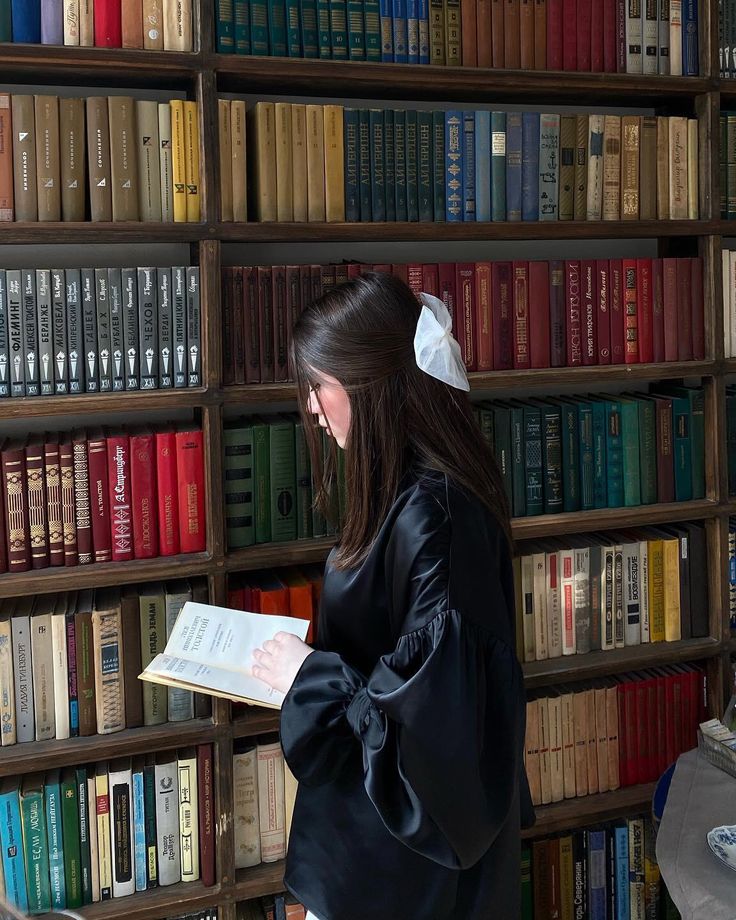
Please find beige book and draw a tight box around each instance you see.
[51,595,71,740]
[250,101,277,222]
[532,552,548,661]
[86,774,101,901]
[257,738,286,862]
[79,0,94,44]
[274,102,293,222]
[572,689,588,797]
[323,104,345,222]
[233,743,262,868]
[662,535,681,640]
[584,686,598,794]
[34,95,61,222]
[594,684,609,792]
[547,693,564,803]
[11,95,38,221]
[143,0,164,49]
[545,551,562,659]
[59,97,86,222]
[218,99,233,222]
[621,115,641,220]
[136,100,162,221]
[559,689,576,799]
[656,115,670,219]
[86,97,113,222]
[284,759,297,845]
[669,116,688,220]
[585,113,604,221]
[139,583,167,725]
[163,0,192,50]
[0,613,15,746]
[537,695,552,805]
[108,96,139,221]
[524,698,541,806]
[687,117,698,219]
[602,114,621,221]
[92,587,126,734]
[306,104,325,222]
[639,115,657,220]
[606,683,620,789]
[64,0,80,43]
[291,103,307,222]
[177,748,200,881]
[30,597,56,740]
[95,766,113,899]
[184,99,200,222]
[170,99,187,222]
[158,102,173,221]
[0,95,12,221]
[231,99,247,222]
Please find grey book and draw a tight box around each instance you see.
[122,268,139,391]
[137,267,158,390]
[164,580,194,721]
[65,269,83,394]
[186,267,201,388]
[22,269,39,396]
[36,270,54,396]
[539,113,560,221]
[157,268,173,388]
[7,271,23,396]
[95,268,112,392]
[51,269,68,395]
[108,268,125,392]
[11,608,35,743]
[80,269,98,393]
[172,266,187,388]
[0,270,8,397]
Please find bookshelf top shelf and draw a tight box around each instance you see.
[0,222,207,244]
[0,388,213,420]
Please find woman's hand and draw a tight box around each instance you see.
[251,632,314,695]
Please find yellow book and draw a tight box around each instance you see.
[687,117,698,219]
[291,103,308,223]
[662,534,681,641]
[177,747,200,882]
[250,101,277,222]
[170,99,187,222]
[647,538,665,642]
[95,765,113,900]
[275,102,293,222]
[323,104,345,222]
[559,836,574,920]
[231,100,247,222]
[183,100,200,222]
[306,104,325,222]
[218,99,233,222]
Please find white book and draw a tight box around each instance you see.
[158,103,173,222]
[520,555,536,662]
[177,748,199,883]
[139,601,309,709]
[614,544,626,649]
[0,614,15,746]
[669,0,682,75]
[63,0,79,43]
[658,0,670,73]
[108,757,135,898]
[257,739,286,863]
[532,553,548,662]
[573,547,591,655]
[623,542,642,646]
[31,599,56,741]
[642,0,658,73]
[50,597,70,741]
[233,744,261,869]
[586,114,605,220]
[164,580,194,721]
[724,249,732,359]
[639,541,650,643]
[626,0,643,72]
[11,608,34,744]
[560,549,576,656]
[545,551,562,659]
[87,775,101,902]
[154,754,181,886]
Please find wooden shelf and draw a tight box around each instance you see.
[226,538,336,572]
[0,552,214,599]
[0,222,207,244]
[232,709,280,739]
[234,862,286,901]
[79,880,220,920]
[0,719,219,778]
[0,389,212,419]
[523,783,658,839]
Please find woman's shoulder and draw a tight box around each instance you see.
[395,467,501,533]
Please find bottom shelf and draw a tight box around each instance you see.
[524,782,658,839]
[80,880,221,920]
[234,861,287,901]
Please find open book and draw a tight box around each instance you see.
[138,601,310,709]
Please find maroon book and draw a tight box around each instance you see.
[106,429,133,562]
[690,257,705,360]
[72,430,93,565]
[528,261,550,368]
[232,267,246,386]
[475,262,493,371]
[272,265,289,383]
[616,0,626,70]
[1,439,30,573]
[421,263,439,298]
[0,474,6,574]
[221,267,236,387]
[286,264,302,358]
[504,0,521,67]
[562,0,577,68]
[595,260,611,364]
[197,744,216,888]
[576,0,591,69]
[59,432,78,566]
[243,266,260,384]
[512,261,530,370]
[581,259,597,365]
[491,261,513,370]
[462,0,478,65]
[44,434,64,567]
[310,264,323,302]
[546,0,563,68]
[406,264,423,298]
[590,0,604,69]
[455,263,476,370]
[676,258,693,361]
[130,427,158,560]
[564,260,582,366]
[438,262,457,335]
[549,260,565,367]
[651,258,665,363]
[609,259,625,364]
[391,264,408,286]
[603,0,617,69]
[478,0,493,66]
[299,265,313,321]
[636,258,654,364]
[25,435,49,570]
[257,266,275,383]
[87,428,112,564]
[662,258,679,362]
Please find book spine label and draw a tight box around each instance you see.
[108,268,125,391]
[137,268,158,389]
[81,269,98,392]
[122,268,139,390]
[186,267,201,387]
[22,270,39,396]
[65,270,83,394]
[36,270,54,396]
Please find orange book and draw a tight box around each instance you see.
[503,0,521,66]
[0,95,12,221]
[249,571,290,616]
[476,0,492,66]
[461,0,477,64]
[122,0,144,46]
[519,0,534,68]
[281,569,316,643]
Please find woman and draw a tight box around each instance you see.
[252,272,535,920]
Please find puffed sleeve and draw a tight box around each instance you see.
[279,486,528,871]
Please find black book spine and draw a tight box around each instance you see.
[65,269,83,394]
[157,268,172,388]
[7,271,24,397]
[95,268,111,392]
[137,267,158,390]
[108,268,125,392]
[186,267,201,387]
[572,829,588,920]
[0,270,8,397]
[122,268,139,390]
[111,778,133,885]
[173,266,187,388]
[81,268,98,393]
[22,269,39,396]
[37,270,54,396]
[51,269,68,395]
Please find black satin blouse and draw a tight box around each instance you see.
[280,468,535,920]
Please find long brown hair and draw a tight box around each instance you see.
[291,271,511,569]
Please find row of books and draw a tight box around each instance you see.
[0,0,194,49]
[247,102,700,224]
[0,424,207,575]
[237,897,306,920]
[228,568,323,643]
[524,665,705,807]
[221,257,705,385]
[520,817,673,919]
[0,745,214,913]
[515,524,709,665]
[726,389,736,496]
[0,581,212,746]
[213,0,699,76]
[0,95,201,223]
[720,113,736,220]
[0,267,201,399]
[729,518,736,629]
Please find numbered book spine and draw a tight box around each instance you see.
[108,268,125,392]
[95,268,112,392]
[157,268,173,388]
[22,270,39,396]
[7,271,23,396]
[81,269,98,393]
[154,755,181,886]
[36,270,53,396]
[121,268,139,390]
[173,267,187,387]
[0,271,8,397]
[137,268,158,389]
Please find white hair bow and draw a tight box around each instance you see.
[413,292,470,392]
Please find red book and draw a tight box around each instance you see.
[228,580,245,609]
[1,439,30,573]
[72,430,93,565]
[675,258,693,361]
[461,0,478,65]
[0,484,5,574]
[616,0,626,70]
[622,258,639,364]
[653,670,667,776]
[59,433,78,567]
[504,0,521,67]
[421,263,439,297]
[155,428,180,557]
[257,266,274,383]
[176,426,206,554]
[609,259,624,364]
[533,0,546,68]
[438,262,457,335]
[106,430,133,562]
[590,0,604,69]
[635,678,650,782]
[130,427,158,560]
[492,0,505,66]
[455,263,476,369]
[661,667,676,766]
[197,744,216,888]
[491,262,513,369]
[391,264,408,285]
[546,0,563,68]
[346,263,361,280]
[690,257,705,360]
[25,435,49,570]
[562,0,577,68]
[576,0,591,69]
[623,676,639,785]
[232,267,246,386]
[651,259,665,363]
[221,267,236,387]
[662,258,679,361]
[406,264,423,297]
[564,260,582,366]
[512,261,530,369]
[549,260,565,366]
[94,0,122,46]
[603,0,617,69]
[595,260,611,364]
[475,262,494,371]
[636,258,653,363]
[528,261,550,368]
[372,263,391,275]
[669,667,684,757]
[581,259,597,365]
[87,428,112,564]
[243,266,260,385]
[249,571,289,614]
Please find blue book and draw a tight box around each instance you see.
[132,766,147,892]
[506,112,522,221]
[588,830,607,920]
[12,0,41,42]
[432,110,445,221]
[462,111,475,222]
[682,0,698,75]
[369,108,386,222]
[444,110,463,221]
[40,0,63,44]
[329,0,349,58]
[417,111,433,221]
[380,0,393,59]
[267,0,288,53]
[359,109,372,221]
[521,111,540,221]
[392,0,407,61]
[287,0,301,54]
[394,109,407,221]
[614,823,630,920]
[474,110,491,222]
[406,0,419,62]
[384,110,396,221]
[45,771,66,910]
[0,780,29,912]
[344,108,360,222]
[491,111,506,221]
[406,109,418,221]
[418,0,429,62]
[317,0,331,55]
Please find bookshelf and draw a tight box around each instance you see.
[2,0,736,915]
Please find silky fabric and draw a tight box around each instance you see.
[280,468,535,920]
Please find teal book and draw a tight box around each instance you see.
[249,0,269,52]
[655,384,704,500]
[577,400,594,511]
[268,415,297,542]
[394,109,408,221]
[432,110,445,221]
[267,0,288,54]
[521,112,540,221]
[536,400,563,514]
[557,398,580,512]
[329,0,349,57]
[347,0,365,57]
[490,111,507,221]
[406,109,419,222]
[317,0,331,55]
[462,110,475,222]
[223,421,255,549]
[619,397,642,507]
[287,0,301,53]
[234,0,251,52]
[369,108,386,222]
[444,110,462,221]
[600,397,624,507]
[299,0,319,55]
[75,768,92,906]
[59,768,82,909]
[363,0,381,59]
[508,401,526,517]
[44,771,66,910]
[384,110,396,221]
[359,109,372,221]
[0,1,10,42]
[216,0,236,51]
[417,111,433,222]
[539,112,560,220]
[20,775,51,915]
[667,393,693,501]
[584,396,608,509]
[295,421,313,540]
[474,110,491,222]
[0,778,29,911]
[491,403,513,507]
[252,417,272,544]
[634,395,657,505]
[344,108,360,222]
[522,403,543,516]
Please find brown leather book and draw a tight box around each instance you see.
[621,115,641,220]
[534,0,546,67]
[11,95,38,222]
[86,97,113,222]
[44,434,64,567]
[573,114,588,221]
[74,591,97,736]
[0,95,13,221]
[122,0,144,47]
[108,96,140,221]
[231,99,247,222]
[519,0,534,68]
[504,0,521,66]
[25,435,49,570]
[142,0,164,49]
[218,99,233,222]
[656,115,670,219]
[72,429,92,565]
[34,96,61,222]
[1,439,30,573]
[59,97,86,222]
[59,432,78,566]
[491,0,504,64]
[602,114,621,221]
[461,0,478,65]
[476,0,492,66]
[639,114,657,220]
[121,585,144,728]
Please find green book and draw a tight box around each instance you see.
[223,421,255,549]
[522,403,543,516]
[299,0,319,54]
[394,109,408,222]
[432,110,445,221]
[619,397,642,507]
[295,421,313,540]
[143,758,157,889]
[405,110,419,222]
[138,584,167,725]
[328,0,348,57]
[286,0,301,53]
[249,0,269,52]
[520,845,533,919]
[75,767,92,905]
[317,0,331,55]
[369,108,386,222]
[476,403,494,448]
[634,395,657,505]
[417,111,433,222]
[384,109,395,221]
[0,1,10,42]
[358,109,372,221]
[506,401,526,517]
[216,0,236,51]
[576,399,594,511]
[20,775,51,915]
[268,415,297,542]
[655,384,704,500]
[234,0,251,53]
[535,400,563,514]
[556,398,580,512]
[60,769,82,909]
[490,403,512,508]
[267,0,288,53]
[44,770,66,910]
[253,417,272,543]
[347,0,365,57]
[363,0,381,60]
